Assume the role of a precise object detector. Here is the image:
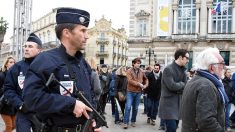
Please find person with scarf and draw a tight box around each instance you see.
[181,47,227,132]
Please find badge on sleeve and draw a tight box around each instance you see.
[18,72,25,89]
[60,81,74,96]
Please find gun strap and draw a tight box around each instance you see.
[59,45,79,94]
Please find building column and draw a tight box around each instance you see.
[196,8,199,34]
[233,6,235,32]
[173,9,177,34]
[208,8,212,33]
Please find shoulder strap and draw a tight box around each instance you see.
[59,46,77,81]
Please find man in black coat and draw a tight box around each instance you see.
[146,64,162,126]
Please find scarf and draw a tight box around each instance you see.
[197,70,229,105]
[153,71,160,80]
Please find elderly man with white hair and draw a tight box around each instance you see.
[181,47,228,132]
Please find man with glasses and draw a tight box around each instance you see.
[181,47,227,131]
[158,49,189,132]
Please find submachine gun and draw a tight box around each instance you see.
[46,73,108,132]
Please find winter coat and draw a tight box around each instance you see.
[158,61,187,120]
[222,77,235,104]
[181,75,225,132]
[115,75,128,97]
[126,67,148,93]
[146,71,162,100]
[0,71,17,115]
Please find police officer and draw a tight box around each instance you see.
[23,7,101,132]
[4,33,42,132]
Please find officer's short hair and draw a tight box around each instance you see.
[55,23,77,40]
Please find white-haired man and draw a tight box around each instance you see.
[181,47,228,132]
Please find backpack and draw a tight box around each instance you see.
[109,72,116,96]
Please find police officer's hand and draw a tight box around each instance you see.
[91,120,101,132]
[73,100,92,119]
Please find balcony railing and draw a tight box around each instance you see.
[96,38,109,45]
[206,33,235,41]
[96,51,109,57]
[172,34,198,41]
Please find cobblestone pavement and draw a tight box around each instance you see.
[0,103,234,132]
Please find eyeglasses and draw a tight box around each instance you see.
[211,62,226,69]
[184,56,189,60]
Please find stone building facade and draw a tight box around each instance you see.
[128,0,235,70]
[87,16,128,67]
[32,10,128,67]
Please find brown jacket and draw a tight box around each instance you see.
[126,67,148,92]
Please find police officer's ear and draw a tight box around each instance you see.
[62,28,72,38]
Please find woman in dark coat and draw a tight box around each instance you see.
[222,69,233,131]
[0,56,16,132]
[114,66,128,124]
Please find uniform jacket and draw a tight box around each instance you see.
[0,70,17,115]
[23,44,93,126]
[126,67,148,93]
[4,59,32,109]
[181,74,225,132]
[146,71,162,100]
[158,61,187,120]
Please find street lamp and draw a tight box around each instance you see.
[146,46,154,65]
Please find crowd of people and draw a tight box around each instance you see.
[0,6,234,132]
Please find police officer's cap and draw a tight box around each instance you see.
[26,33,42,47]
[56,7,90,27]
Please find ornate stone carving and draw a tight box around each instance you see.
[135,10,150,17]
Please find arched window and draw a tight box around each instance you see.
[177,0,196,34]
[211,0,232,33]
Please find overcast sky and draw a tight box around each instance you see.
[0,0,130,43]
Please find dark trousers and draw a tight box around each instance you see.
[115,98,126,122]
[110,96,115,115]
[99,93,108,114]
[165,119,177,132]
[143,94,148,113]
[16,112,36,132]
[146,98,159,120]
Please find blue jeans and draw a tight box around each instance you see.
[123,91,141,124]
[165,119,177,132]
[160,119,166,127]
[146,97,159,120]
[143,94,148,113]
[225,103,231,128]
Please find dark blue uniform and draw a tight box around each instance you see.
[23,45,93,127]
[4,59,35,132]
